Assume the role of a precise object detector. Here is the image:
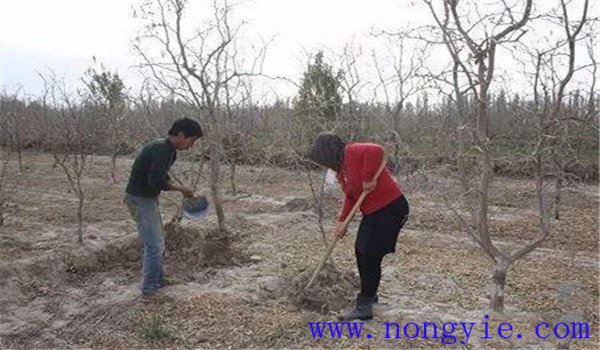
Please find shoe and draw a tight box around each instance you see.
[338,294,374,321]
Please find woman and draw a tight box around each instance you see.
[307,132,409,320]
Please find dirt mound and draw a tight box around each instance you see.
[4,222,252,284]
[163,223,250,269]
[262,263,358,315]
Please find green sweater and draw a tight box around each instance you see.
[126,139,177,198]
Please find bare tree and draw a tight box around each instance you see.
[1,92,26,172]
[0,150,11,226]
[372,31,430,179]
[425,0,534,312]
[546,0,593,220]
[221,72,257,196]
[527,7,593,348]
[42,73,91,244]
[305,168,328,245]
[135,0,266,232]
[0,147,27,249]
[83,61,128,183]
[334,41,370,139]
[513,0,594,222]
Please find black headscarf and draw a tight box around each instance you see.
[306,133,346,171]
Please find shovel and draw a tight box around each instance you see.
[305,158,387,289]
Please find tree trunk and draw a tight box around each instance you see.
[210,158,226,232]
[317,173,327,244]
[111,150,117,184]
[457,126,469,191]
[392,142,401,176]
[490,258,509,312]
[306,170,327,245]
[229,161,237,195]
[0,160,6,226]
[0,202,4,226]
[13,120,23,172]
[554,172,562,220]
[16,148,23,172]
[208,117,226,232]
[476,66,492,255]
[109,123,118,183]
[77,186,84,244]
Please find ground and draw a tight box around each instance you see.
[0,151,597,349]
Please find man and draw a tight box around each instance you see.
[307,132,409,320]
[124,117,202,298]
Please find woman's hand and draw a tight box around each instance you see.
[333,221,348,239]
[362,179,377,193]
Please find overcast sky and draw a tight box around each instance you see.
[0,0,415,98]
[0,0,597,101]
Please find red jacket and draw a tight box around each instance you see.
[336,143,403,222]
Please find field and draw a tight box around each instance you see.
[0,151,597,349]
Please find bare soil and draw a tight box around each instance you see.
[0,151,597,349]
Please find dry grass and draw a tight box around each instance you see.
[0,151,597,349]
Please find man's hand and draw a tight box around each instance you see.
[333,221,348,239]
[166,181,195,197]
[180,186,194,198]
[362,179,377,193]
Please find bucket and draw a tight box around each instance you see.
[182,195,210,221]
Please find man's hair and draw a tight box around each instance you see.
[168,118,203,137]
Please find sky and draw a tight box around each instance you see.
[0,0,414,99]
[0,0,597,102]
[1,0,135,95]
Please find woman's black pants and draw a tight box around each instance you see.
[355,195,409,297]
[356,251,386,297]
